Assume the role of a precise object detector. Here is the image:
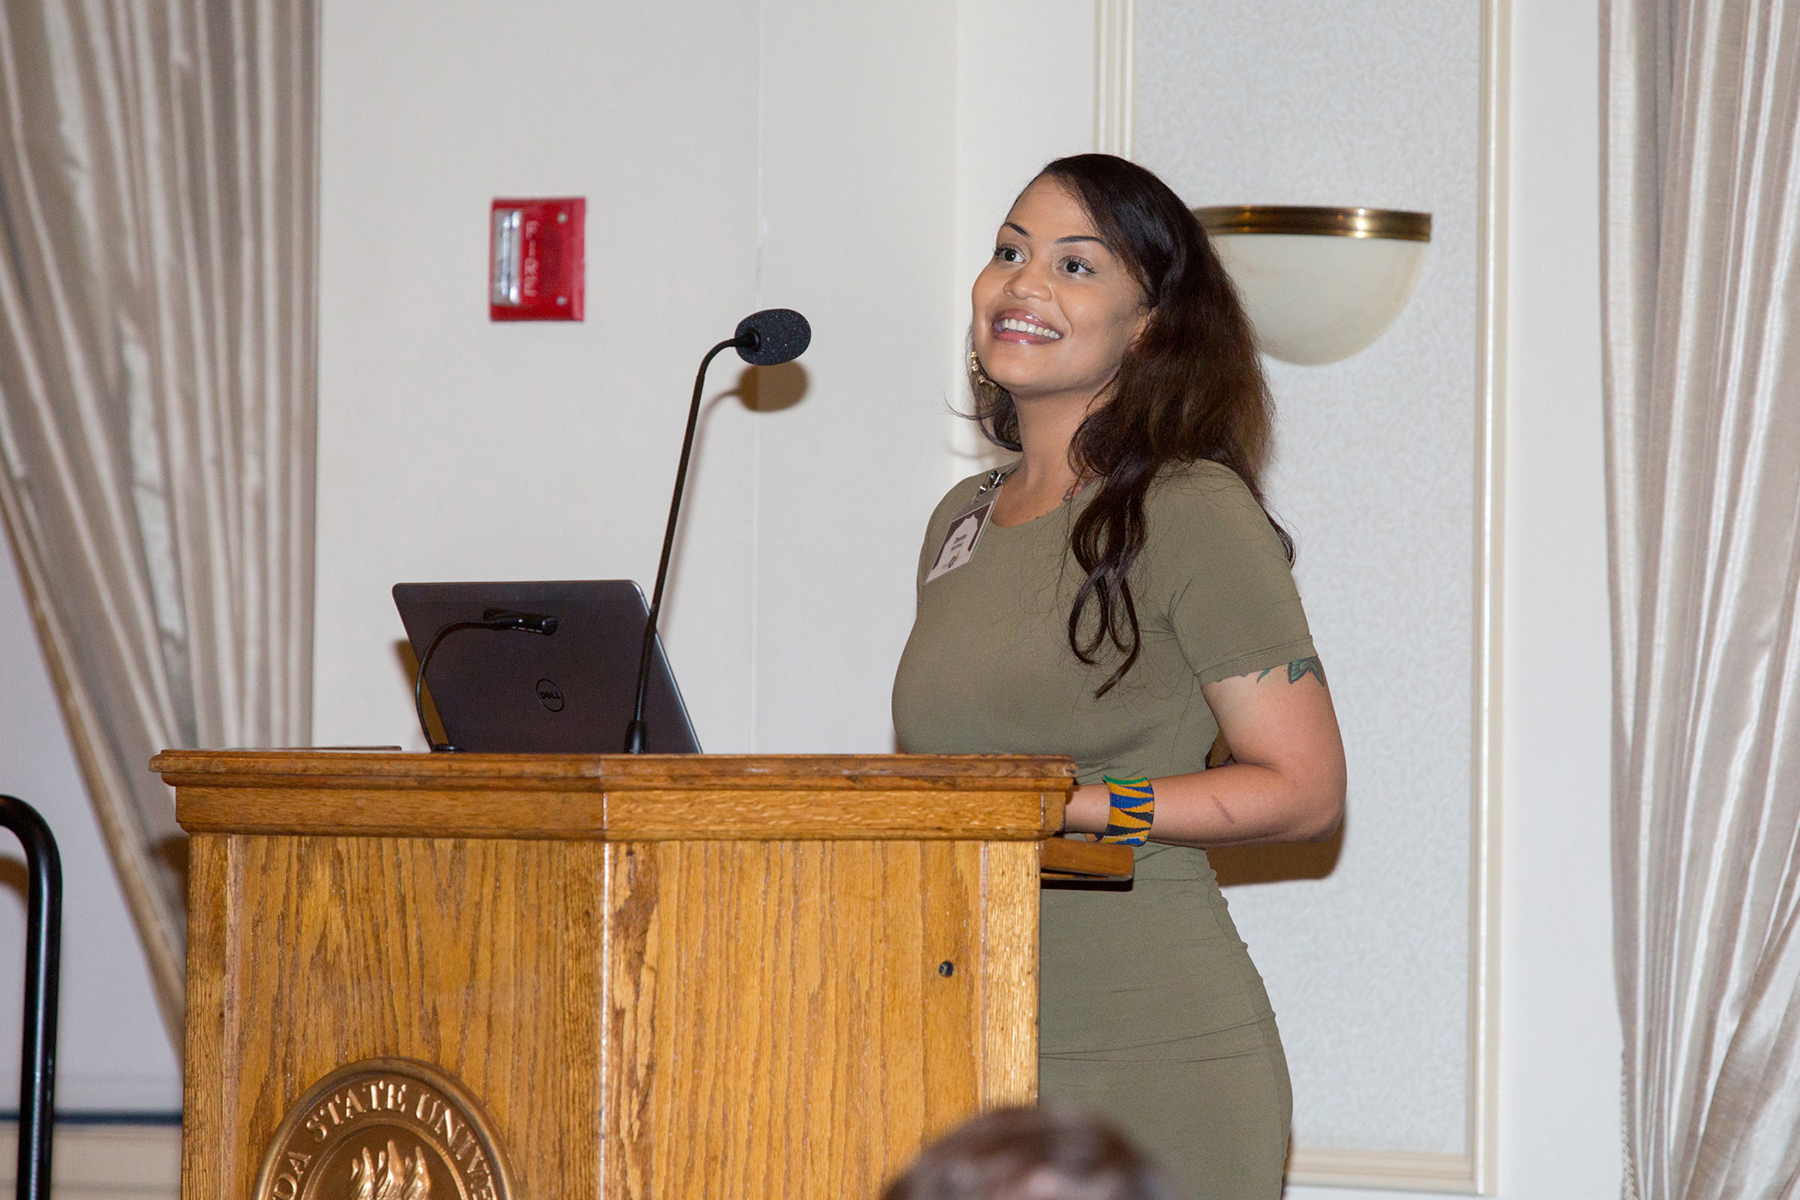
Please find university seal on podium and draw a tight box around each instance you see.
[253,1058,514,1200]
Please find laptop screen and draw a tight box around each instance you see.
[393,580,701,754]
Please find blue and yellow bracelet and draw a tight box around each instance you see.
[1099,775,1155,845]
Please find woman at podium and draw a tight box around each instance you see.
[893,154,1347,1200]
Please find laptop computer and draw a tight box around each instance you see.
[393,580,701,754]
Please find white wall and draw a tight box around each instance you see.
[313,0,767,751]
[1487,0,1622,1192]
[314,0,1092,755]
[1289,0,1623,1195]
[1136,0,1481,1158]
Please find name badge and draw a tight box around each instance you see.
[925,494,997,583]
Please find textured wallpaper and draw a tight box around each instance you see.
[1136,0,1483,1155]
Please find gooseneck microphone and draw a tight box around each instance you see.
[415,608,559,751]
[624,308,811,753]
[733,307,812,367]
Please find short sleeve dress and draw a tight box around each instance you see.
[891,459,1316,1200]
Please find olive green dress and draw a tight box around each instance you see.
[891,460,1316,1200]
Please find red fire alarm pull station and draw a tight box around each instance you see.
[490,197,585,320]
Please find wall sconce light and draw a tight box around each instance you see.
[1193,206,1432,366]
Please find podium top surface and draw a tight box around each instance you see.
[155,751,1077,841]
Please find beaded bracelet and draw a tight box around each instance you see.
[1099,775,1155,845]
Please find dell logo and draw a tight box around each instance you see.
[535,678,565,712]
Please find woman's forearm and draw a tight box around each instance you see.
[1064,765,1343,847]
[1059,660,1346,847]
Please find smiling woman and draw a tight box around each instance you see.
[893,155,1347,1200]
[972,181,1150,448]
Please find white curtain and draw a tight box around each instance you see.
[0,1,317,1036]
[1602,1,1800,1196]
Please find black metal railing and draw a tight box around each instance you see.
[0,797,61,1200]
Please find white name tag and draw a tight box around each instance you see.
[925,495,997,583]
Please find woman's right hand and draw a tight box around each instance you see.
[1061,783,1112,837]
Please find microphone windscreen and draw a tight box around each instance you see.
[735,308,812,366]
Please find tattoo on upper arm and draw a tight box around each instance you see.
[1258,656,1328,686]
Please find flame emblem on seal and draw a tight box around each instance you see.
[350,1140,430,1200]
[253,1058,512,1200]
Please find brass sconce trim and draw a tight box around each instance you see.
[1195,205,1432,242]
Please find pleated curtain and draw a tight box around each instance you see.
[0,1,317,1035]
[1601,1,1800,1196]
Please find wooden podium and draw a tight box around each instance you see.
[155,751,1128,1200]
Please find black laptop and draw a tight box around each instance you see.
[393,580,701,754]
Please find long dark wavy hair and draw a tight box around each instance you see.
[971,153,1289,698]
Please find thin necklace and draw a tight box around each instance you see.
[983,464,1089,498]
[981,463,1088,513]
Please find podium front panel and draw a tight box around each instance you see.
[164,753,1066,1200]
[601,839,1037,1197]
